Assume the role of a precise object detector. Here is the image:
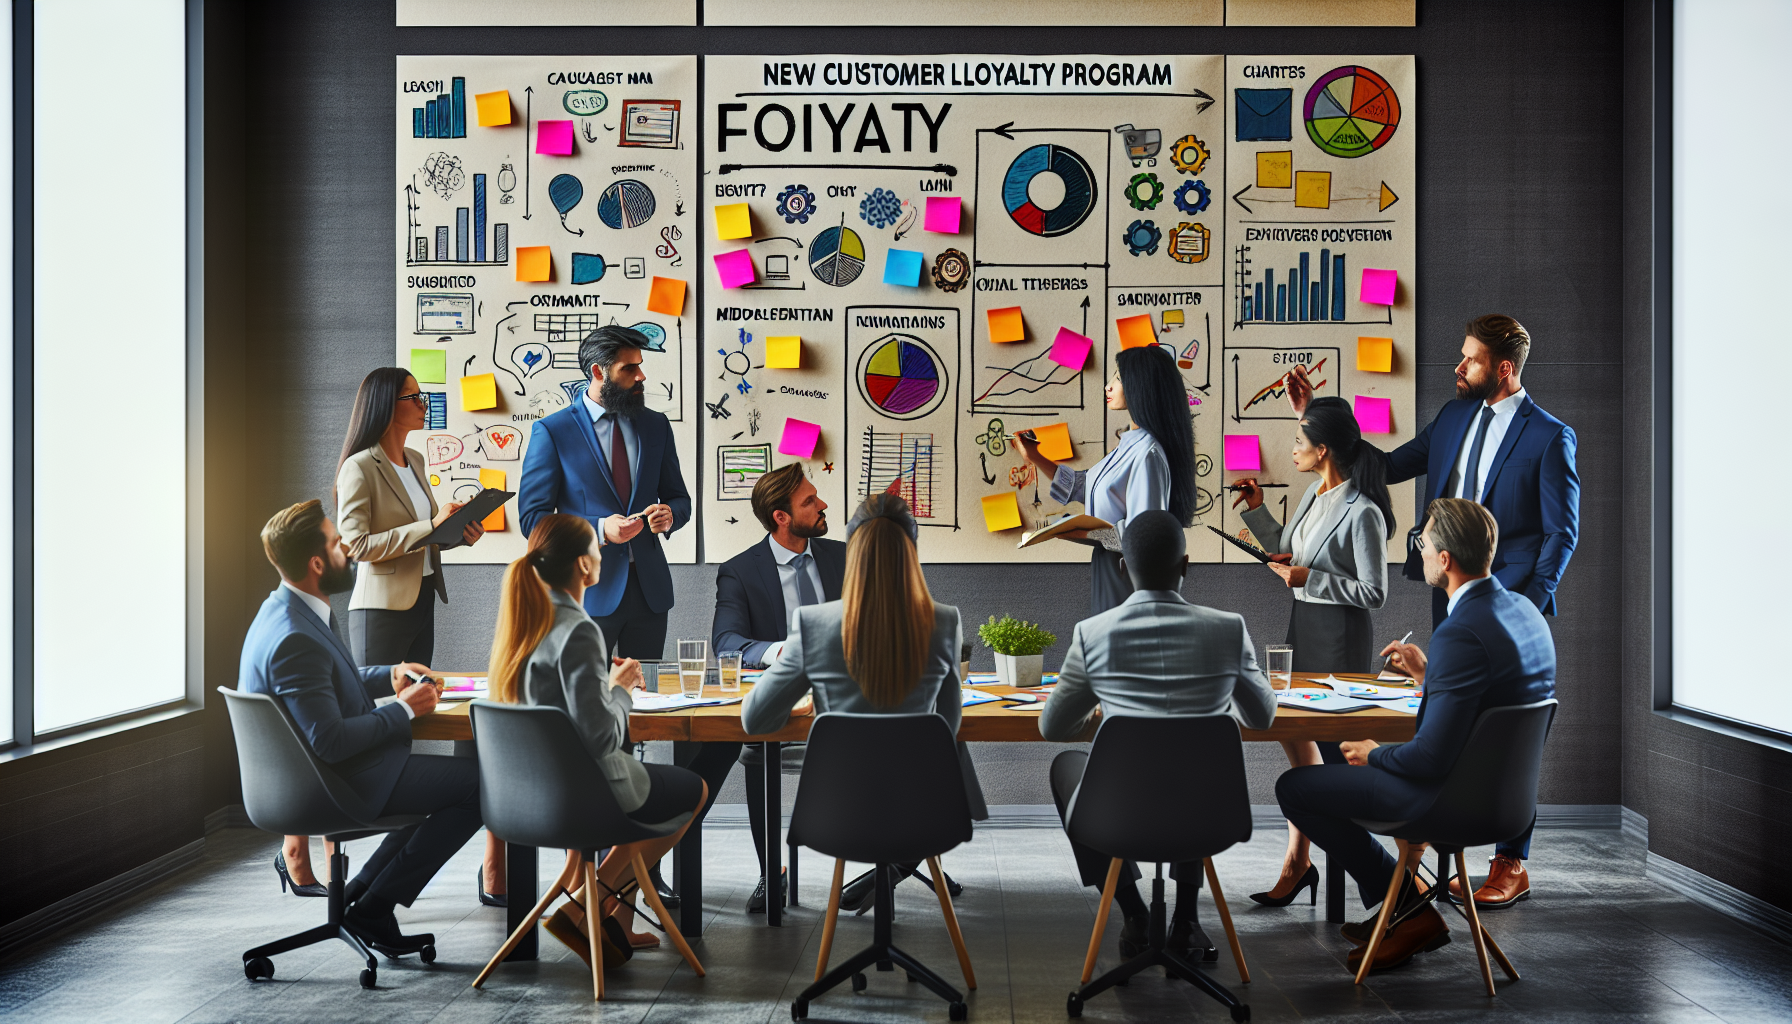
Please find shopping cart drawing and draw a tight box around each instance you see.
[1113,124,1162,167]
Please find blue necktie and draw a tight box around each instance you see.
[1461,407,1496,502]
[792,552,820,607]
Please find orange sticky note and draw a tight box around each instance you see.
[765,335,801,368]
[1357,336,1394,372]
[474,90,511,127]
[1032,422,1074,462]
[1115,314,1156,349]
[460,373,498,411]
[478,468,507,531]
[981,491,1023,532]
[987,306,1025,343]
[647,276,686,316]
[515,246,551,283]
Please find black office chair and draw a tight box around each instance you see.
[1064,714,1253,1022]
[220,687,430,990]
[466,700,704,1000]
[789,713,976,1022]
[1351,699,1558,994]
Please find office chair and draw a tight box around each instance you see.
[466,700,704,1001]
[1350,698,1557,993]
[789,712,976,1021]
[220,687,430,990]
[1063,714,1253,1022]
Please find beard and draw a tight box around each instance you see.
[320,558,356,595]
[790,513,829,539]
[598,378,647,417]
[1455,371,1497,403]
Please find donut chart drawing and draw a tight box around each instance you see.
[857,333,948,421]
[808,224,866,286]
[1001,144,1099,237]
[1304,66,1400,159]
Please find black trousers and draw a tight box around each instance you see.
[354,753,483,906]
[1275,763,1424,910]
[1050,750,1199,891]
[350,587,436,666]
[593,570,669,660]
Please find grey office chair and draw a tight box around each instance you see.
[220,687,430,990]
[1350,698,1557,993]
[466,700,704,1001]
[1063,714,1254,1022]
[789,712,976,1022]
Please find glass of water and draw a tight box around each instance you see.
[678,639,708,698]
[1266,645,1294,690]
[654,661,679,695]
[717,651,743,693]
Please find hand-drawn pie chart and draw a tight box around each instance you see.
[1304,66,1400,158]
[1002,144,1099,237]
[808,223,866,287]
[596,178,657,228]
[858,333,948,420]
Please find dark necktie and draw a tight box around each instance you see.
[1461,406,1496,503]
[791,552,820,607]
[609,417,632,506]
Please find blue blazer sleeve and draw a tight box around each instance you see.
[1382,408,1438,486]
[1367,629,1487,782]
[1527,424,1580,611]
[657,420,692,535]
[518,419,563,538]
[271,633,409,765]
[359,664,395,700]
[712,562,774,668]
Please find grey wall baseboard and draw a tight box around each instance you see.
[204,804,252,834]
[1621,805,1648,844]
[0,838,205,962]
[1647,850,1792,949]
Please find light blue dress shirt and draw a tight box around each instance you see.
[1049,427,1172,550]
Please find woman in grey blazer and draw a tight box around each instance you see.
[1232,396,1394,905]
[488,513,705,967]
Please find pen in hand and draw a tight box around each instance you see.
[1381,631,1415,672]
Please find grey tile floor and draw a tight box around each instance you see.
[3,820,1790,1023]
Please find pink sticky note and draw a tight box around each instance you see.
[924,196,962,234]
[1223,435,1261,472]
[536,119,574,155]
[1360,268,1397,305]
[714,248,757,289]
[1354,395,1393,434]
[778,418,821,458]
[1048,327,1093,370]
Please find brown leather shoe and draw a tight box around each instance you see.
[1448,854,1530,909]
[1346,905,1449,973]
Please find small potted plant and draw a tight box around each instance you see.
[978,615,1057,688]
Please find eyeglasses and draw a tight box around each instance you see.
[397,392,428,406]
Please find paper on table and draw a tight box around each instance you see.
[410,348,447,384]
[1223,434,1260,471]
[477,468,507,530]
[924,196,962,233]
[778,417,821,458]
[961,688,1004,707]
[1318,677,1420,700]
[474,90,511,127]
[1276,689,1377,713]
[987,306,1025,343]
[1377,671,1416,683]
[646,276,686,315]
[764,335,801,368]
[714,249,756,289]
[515,246,551,282]
[980,491,1022,531]
[1360,268,1397,305]
[460,373,498,411]
[883,248,924,286]
[1383,697,1422,715]
[536,119,574,155]
[439,676,490,700]
[631,692,744,713]
[1357,336,1394,372]
[1031,422,1074,461]
[1115,313,1156,349]
[1354,395,1393,434]
[714,202,752,240]
[1048,327,1092,369]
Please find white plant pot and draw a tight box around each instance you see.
[994,652,1044,688]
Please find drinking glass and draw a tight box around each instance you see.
[678,639,708,698]
[654,661,680,695]
[1266,645,1294,690]
[718,651,743,693]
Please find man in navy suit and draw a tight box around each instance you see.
[519,325,693,659]
[1275,499,1556,974]
[239,500,483,954]
[1289,313,1577,903]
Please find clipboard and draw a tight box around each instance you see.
[1019,513,1111,549]
[1206,525,1274,563]
[407,488,513,551]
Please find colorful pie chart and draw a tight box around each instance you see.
[1304,66,1400,159]
[860,335,946,419]
[1002,144,1099,237]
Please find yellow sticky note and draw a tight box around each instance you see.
[981,491,1022,532]
[1032,422,1074,462]
[715,202,752,240]
[1163,309,1185,327]
[516,246,552,282]
[460,373,498,411]
[478,468,507,531]
[1257,150,1293,188]
[1115,314,1156,349]
[1358,336,1394,372]
[765,335,802,368]
[474,89,511,127]
[647,276,686,316]
[987,306,1025,343]
[1295,170,1332,209]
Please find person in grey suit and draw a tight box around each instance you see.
[1040,510,1277,963]
[1231,395,1394,905]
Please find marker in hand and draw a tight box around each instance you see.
[1225,483,1289,491]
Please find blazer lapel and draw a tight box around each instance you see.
[1308,481,1359,551]
[1285,484,1320,538]
[632,416,663,511]
[284,588,360,678]
[1477,396,1534,501]
[369,449,419,520]
[567,406,626,510]
[1430,401,1476,502]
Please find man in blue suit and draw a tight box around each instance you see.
[240,500,483,955]
[1275,499,1556,974]
[519,325,692,659]
[1289,312,1577,903]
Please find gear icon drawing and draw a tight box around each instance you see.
[931,248,971,292]
[1173,179,1211,216]
[1123,219,1162,257]
[1170,134,1211,175]
[1124,172,1164,211]
[859,188,903,228]
[775,184,817,224]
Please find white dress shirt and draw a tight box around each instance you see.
[582,391,641,559]
[392,459,434,576]
[283,581,412,718]
[1446,574,1493,617]
[1287,482,1347,605]
[768,534,828,636]
[1449,388,1527,502]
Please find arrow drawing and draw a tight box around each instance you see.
[979,453,997,485]
[581,120,599,143]
[1080,295,1090,335]
[719,162,957,176]
[1232,180,1399,212]
[990,121,1016,139]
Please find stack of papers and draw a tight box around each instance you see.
[631,692,744,713]
[961,689,1005,707]
[439,676,489,700]
[1316,676,1420,701]
[964,673,1059,688]
[1276,688,1377,713]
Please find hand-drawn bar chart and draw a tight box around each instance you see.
[412,77,468,139]
[860,429,938,519]
[408,172,510,267]
[1232,244,1389,327]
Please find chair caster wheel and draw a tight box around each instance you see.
[1067,992,1083,1018]
[419,944,436,964]
[791,999,808,1020]
[949,1001,968,1021]
[852,973,868,992]
[360,968,377,989]
[1230,1005,1251,1022]
[243,957,273,981]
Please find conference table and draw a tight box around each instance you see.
[413,671,1416,958]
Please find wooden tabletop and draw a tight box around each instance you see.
[411,672,1418,745]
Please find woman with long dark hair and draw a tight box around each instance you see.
[1231,394,1393,906]
[1017,344,1199,614]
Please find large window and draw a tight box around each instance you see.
[1671,0,1792,735]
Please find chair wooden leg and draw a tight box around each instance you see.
[584,859,604,1001]
[1456,851,1497,996]
[473,849,580,989]
[632,852,705,977]
[1354,840,1415,985]
[927,856,976,991]
[1482,926,1520,981]
[1203,858,1249,985]
[815,859,846,981]
[1081,858,1124,985]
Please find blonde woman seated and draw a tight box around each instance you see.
[488,513,706,968]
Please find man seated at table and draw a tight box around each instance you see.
[1039,510,1278,962]
[240,500,483,954]
[1275,498,1556,974]
[711,462,844,912]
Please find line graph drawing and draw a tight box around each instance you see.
[860,429,938,520]
[1227,346,1339,422]
[972,349,1085,410]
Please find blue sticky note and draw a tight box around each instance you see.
[883,248,924,287]
[1236,88,1293,142]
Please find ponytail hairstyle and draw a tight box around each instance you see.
[487,514,598,702]
[841,493,936,709]
[1114,345,1198,526]
[1298,396,1394,539]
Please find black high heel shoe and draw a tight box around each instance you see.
[1249,864,1319,907]
[274,851,328,898]
[478,867,508,908]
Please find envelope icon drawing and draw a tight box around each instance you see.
[1235,88,1293,142]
